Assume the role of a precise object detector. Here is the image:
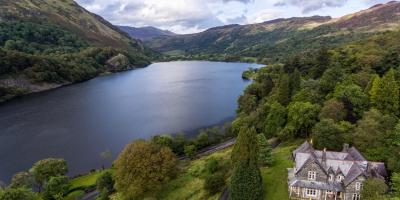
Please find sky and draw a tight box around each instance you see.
[75,0,392,34]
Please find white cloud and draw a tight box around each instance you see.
[75,0,394,34]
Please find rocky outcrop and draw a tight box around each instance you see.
[106,54,135,71]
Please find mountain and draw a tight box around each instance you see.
[147,1,400,63]
[0,0,153,102]
[118,26,176,41]
[0,0,148,50]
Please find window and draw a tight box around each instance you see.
[329,174,334,181]
[355,182,362,191]
[352,193,360,200]
[306,189,317,197]
[308,171,316,181]
[336,175,344,182]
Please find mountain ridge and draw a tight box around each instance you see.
[146,1,400,62]
[117,25,176,41]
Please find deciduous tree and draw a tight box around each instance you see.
[114,140,177,199]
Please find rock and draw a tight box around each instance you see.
[106,53,134,71]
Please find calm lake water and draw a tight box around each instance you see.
[0,61,260,182]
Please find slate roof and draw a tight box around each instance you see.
[292,141,387,186]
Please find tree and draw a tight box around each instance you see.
[257,134,272,166]
[97,171,115,200]
[292,79,323,104]
[319,99,346,122]
[0,188,37,200]
[237,94,258,114]
[43,176,70,200]
[230,127,263,200]
[151,134,173,148]
[196,131,209,149]
[184,145,196,159]
[230,162,264,200]
[264,101,286,138]
[29,158,68,191]
[9,171,34,189]
[332,83,369,121]
[353,109,397,161]
[255,72,274,98]
[275,73,291,105]
[312,119,352,151]
[392,173,400,197]
[285,102,320,138]
[289,68,301,95]
[369,69,400,115]
[171,133,186,155]
[319,67,344,94]
[361,178,388,200]
[114,140,177,199]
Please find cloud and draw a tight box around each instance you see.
[75,0,391,34]
[76,0,228,34]
[274,0,348,13]
[223,0,254,3]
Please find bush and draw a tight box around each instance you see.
[0,188,37,200]
[205,158,219,174]
[43,176,70,200]
[96,171,114,200]
[184,145,196,159]
[204,173,225,195]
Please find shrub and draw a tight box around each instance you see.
[204,173,225,195]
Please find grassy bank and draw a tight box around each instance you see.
[65,170,107,200]
[261,141,300,200]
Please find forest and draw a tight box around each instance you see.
[0,21,151,102]
[230,29,400,199]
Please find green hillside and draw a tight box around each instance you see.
[0,0,154,102]
[147,1,400,63]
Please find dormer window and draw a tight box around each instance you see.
[355,182,362,191]
[329,174,334,181]
[308,171,316,181]
[336,175,344,182]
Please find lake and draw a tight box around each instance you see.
[0,61,261,182]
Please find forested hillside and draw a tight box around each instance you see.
[0,0,154,102]
[117,26,176,41]
[232,29,400,199]
[147,1,400,63]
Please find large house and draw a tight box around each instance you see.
[288,141,387,200]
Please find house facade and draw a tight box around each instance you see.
[288,141,387,200]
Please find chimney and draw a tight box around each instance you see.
[342,143,349,152]
[322,148,327,166]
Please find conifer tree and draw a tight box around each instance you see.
[230,127,264,200]
[369,69,399,115]
[257,134,273,166]
[276,73,291,106]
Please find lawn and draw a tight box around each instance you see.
[65,170,108,199]
[261,141,301,200]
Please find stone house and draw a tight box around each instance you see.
[288,141,387,200]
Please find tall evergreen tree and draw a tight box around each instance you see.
[289,68,301,95]
[257,134,273,166]
[230,127,264,200]
[275,73,291,106]
[369,68,399,115]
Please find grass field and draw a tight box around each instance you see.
[261,141,300,200]
[65,170,107,200]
